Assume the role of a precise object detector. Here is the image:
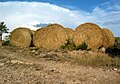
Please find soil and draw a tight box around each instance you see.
[0,46,120,84]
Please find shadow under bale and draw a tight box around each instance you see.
[106,48,120,58]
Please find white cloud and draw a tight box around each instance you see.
[90,6,120,36]
[0,1,120,36]
[0,1,84,30]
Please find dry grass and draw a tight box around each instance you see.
[1,46,120,69]
[73,22,103,50]
[68,54,119,68]
[72,54,120,68]
[28,48,120,69]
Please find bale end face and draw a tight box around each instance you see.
[10,27,33,48]
[33,24,68,49]
[73,22,103,50]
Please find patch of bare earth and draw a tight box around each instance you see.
[0,46,120,84]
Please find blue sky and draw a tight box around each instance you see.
[0,0,120,36]
[0,0,113,11]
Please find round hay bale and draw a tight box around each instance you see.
[64,28,74,44]
[10,27,33,48]
[102,28,115,48]
[33,24,68,49]
[73,22,103,49]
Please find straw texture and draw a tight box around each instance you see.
[33,24,68,49]
[73,22,103,49]
[0,40,2,46]
[64,28,74,44]
[102,28,115,48]
[10,27,33,48]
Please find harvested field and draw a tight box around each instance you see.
[0,46,120,84]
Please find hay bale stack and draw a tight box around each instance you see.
[64,28,74,44]
[10,27,33,48]
[33,24,68,49]
[73,22,103,49]
[102,28,115,48]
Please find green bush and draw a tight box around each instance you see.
[76,42,88,50]
[61,43,75,50]
[2,40,10,46]
[115,37,120,41]
[2,35,10,46]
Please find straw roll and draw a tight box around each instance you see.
[10,27,33,48]
[102,28,115,48]
[33,24,68,49]
[73,22,103,49]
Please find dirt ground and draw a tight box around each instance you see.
[0,46,120,84]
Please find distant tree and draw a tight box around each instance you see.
[0,22,9,41]
[2,35,10,46]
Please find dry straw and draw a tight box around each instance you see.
[102,28,115,48]
[64,28,74,44]
[33,23,68,49]
[0,40,2,46]
[31,30,35,35]
[10,27,33,48]
[73,22,103,49]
